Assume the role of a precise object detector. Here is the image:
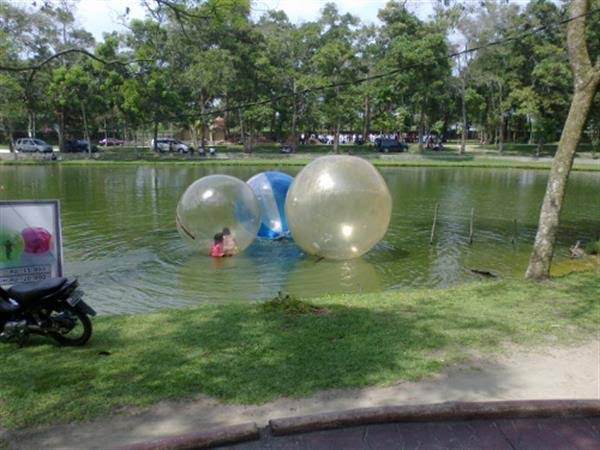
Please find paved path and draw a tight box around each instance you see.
[222,416,600,450]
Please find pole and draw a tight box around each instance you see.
[511,218,518,245]
[469,208,475,244]
[430,203,439,245]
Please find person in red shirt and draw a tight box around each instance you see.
[210,233,224,257]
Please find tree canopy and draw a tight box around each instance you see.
[0,0,598,152]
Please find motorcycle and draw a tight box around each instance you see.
[0,277,96,346]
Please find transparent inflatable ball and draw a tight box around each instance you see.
[176,175,260,255]
[286,155,392,260]
[247,171,293,239]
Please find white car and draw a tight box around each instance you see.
[151,138,191,153]
[15,138,53,153]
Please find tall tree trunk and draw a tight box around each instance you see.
[244,123,253,154]
[333,85,341,154]
[7,128,15,152]
[270,99,277,142]
[536,138,543,157]
[190,124,198,151]
[58,110,65,152]
[291,80,298,151]
[239,109,247,151]
[104,118,108,148]
[152,120,159,152]
[417,103,425,152]
[333,119,340,154]
[498,82,504,153]
[460,74,467,155]
[362,95,370,142]
[223,92,229,141]
[80,102,91,156]
[27,111,34,138]
[525,0,600,280]
[200,94,206,153]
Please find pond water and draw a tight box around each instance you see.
[1,165,598,314]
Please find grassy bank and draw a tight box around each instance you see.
[0,271,598,430]
[468,142,596,158]
[1,153,599,172]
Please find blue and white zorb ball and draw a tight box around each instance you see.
[247,171,293,239]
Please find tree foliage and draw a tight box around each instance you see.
[0,0,597,152]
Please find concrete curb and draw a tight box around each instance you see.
[113,422,259,450]
[106,400,600,449]
[269,399,600,436]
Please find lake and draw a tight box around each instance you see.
[1,164,598,314]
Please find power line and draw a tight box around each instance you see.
[0,49,153,73]
[0,4,597,122]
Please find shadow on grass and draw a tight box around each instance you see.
[3,271,598,429]
[0,296,518,429]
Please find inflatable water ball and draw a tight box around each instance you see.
[22,227,52,254]
[247,171,293,239]
[0,229,25,263]
[176,175,261,255]
[286,155,392,260]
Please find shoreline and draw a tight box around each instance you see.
[1,152,599,171]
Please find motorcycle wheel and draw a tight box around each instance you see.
[50,307,93,346]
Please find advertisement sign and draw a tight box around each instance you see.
[0,200,63,285]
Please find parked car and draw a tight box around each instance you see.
[63,140,98,153]
[15,138,53,153]
[99,137,125,146]
[375,138,408,153]
[151,138,191,153]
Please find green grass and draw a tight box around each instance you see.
[585,240,600,255]
[2,155,598,171]
[0,271,598,430]
[469,142,595,157]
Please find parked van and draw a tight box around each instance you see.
[15,138,53,153]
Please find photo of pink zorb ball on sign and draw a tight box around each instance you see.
[21,227,52,254]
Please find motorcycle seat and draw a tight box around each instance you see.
[8,277,68,304]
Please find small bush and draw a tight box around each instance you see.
[585,240,600,255]
[261,291,327,315]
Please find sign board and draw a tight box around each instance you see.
[0,200,63,285]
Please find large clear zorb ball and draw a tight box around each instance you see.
[176,175,260,255]
[247,171,293,239]
[285,155,392,260]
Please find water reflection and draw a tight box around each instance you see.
[284,257,383,298]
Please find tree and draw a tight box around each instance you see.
[312,3,361,153]
[0,73,25,150]
[377,2,450,151]
[47,63,100,153]
[525,0,600,279]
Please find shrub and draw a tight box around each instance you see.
[261,291,327,315]
[585,239,600,255]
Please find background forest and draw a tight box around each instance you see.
[0,0,599,153]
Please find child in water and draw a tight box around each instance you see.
[222,227,238,256]
[210,233,224,257]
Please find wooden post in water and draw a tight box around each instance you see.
[511,218,518,245]
[430,203,439,245]
[469,208,475,244]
